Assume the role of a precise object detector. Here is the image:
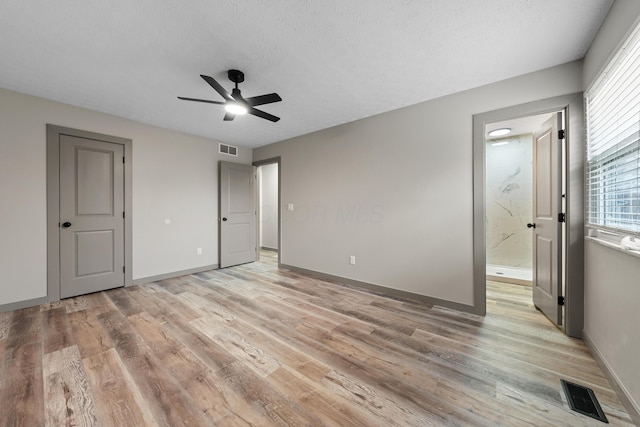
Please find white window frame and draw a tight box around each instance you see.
[585,20,640,245]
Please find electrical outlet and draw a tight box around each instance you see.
[349,255,356,265]
[197,248,202,255]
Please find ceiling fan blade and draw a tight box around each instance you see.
[177,96,224,105]
[249,107,280,122]
[245,93,282,107]
[200,75,233,101]
[223,111,235,121]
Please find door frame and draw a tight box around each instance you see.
[46,124,133,301]
[253,157,281,266]
[472,93,584,338]
[218,161,258,268]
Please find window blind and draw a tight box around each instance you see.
[586,23,640,235]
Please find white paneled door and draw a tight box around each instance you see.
[59,135,125,298]
[219,161,257,268]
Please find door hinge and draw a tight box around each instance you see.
[558,129,565,140]
[558,296,565,306]
[122,211,125,219]
[123,266,125,273]
[123,156,125,164]
[558,213,566,223]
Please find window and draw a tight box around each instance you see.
[586,23,640,236]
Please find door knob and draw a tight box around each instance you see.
[527,223,536,229]
[222,217,228,222]
[62,222,72,228]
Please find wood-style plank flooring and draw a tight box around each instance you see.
[0,250,634,426]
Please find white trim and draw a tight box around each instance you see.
[585,14,640,94]
[584,236,640,258]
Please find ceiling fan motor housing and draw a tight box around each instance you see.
[228,69,245,84]
[231,88,243,99]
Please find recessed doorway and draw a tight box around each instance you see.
[485,112,567,328]
[46,125,133,301]
[472,93,585,338]
[485,113,553,287]
[254,158,281,264]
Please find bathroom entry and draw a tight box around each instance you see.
[256,160,280,261]
[485,111,566,327]
[485,120,537,286]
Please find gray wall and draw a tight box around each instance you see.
[582,0,640,416]
[584,241,640,415]
[0,87,251,307]
[254,60,582,308]
[259,163,279,250]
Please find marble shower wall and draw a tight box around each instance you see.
[486,135,533,268]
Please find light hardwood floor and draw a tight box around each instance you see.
[0,251,634,426]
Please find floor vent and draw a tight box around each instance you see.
[219,143,238,157]
[561,379,608,423]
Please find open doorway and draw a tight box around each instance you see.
[484,113,566,328]
[254,158,281,264]
[472,93,585,338]
[485,113,552,287]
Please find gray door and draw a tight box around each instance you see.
[531,113,563,325]
[219,161,257,268]
[60,135,125,298]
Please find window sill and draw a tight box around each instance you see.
[585,236,640,259]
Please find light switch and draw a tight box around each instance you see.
[288,203,294,211]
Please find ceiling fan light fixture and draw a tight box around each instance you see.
[179,71,281,122]
[225,102,248,115]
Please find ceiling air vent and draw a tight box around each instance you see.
[219,143,238,157]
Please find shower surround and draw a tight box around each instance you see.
[486,135,533,276]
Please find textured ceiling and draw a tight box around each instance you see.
[0,0,612,148]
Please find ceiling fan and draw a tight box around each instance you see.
[178,69,282,122]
